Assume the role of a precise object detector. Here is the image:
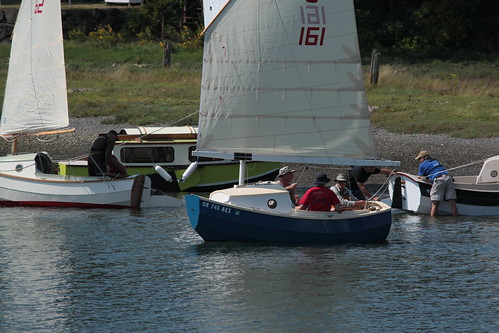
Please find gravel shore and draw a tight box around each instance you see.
[2,117,498,185]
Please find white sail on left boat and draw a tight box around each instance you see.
[0,0,181,208]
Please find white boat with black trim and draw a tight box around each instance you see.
[389,155,499,216]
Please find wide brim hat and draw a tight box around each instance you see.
[314,173,331,185]
[415,150,429,160]
[278,166,295,177]
[334,173,348,182]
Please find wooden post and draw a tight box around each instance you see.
[369,49,380,85]
[11,136,18,155]
[163,41,171,68]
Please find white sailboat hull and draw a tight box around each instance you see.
[0,153,182,208]
[388,172,499,216]
[0,1,182,209]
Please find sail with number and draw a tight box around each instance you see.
[0,0,68,135]
[195,0,396,166]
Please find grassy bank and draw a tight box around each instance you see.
[0,42,497,138]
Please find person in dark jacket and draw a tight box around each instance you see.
[347,166,393,200]
[88,130,119,176]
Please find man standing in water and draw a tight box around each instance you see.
[415,150,458,217]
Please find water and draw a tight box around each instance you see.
[0,206,497,333]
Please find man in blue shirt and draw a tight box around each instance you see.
[416,150,458,216]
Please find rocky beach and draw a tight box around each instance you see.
[1,116,498,186]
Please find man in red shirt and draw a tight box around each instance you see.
[296,173,342,212]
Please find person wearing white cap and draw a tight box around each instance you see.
[331,173,367,208]
[415,150,458,216]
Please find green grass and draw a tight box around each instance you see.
[62,41,202,126]
[0,42,497,138]
[367,60,498,138]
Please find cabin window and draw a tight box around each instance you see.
[188,146,223,162]
[120,147,174,163]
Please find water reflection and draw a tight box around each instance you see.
[0,207,497,332]
[0,208,72,332]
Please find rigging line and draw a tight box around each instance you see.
[0,162,37,173]
[294,165,309,183]
[446,158,489,172]
[367,170,397,201]
[421,158,491,179]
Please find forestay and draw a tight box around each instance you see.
[195,0,398,166]
[1,0,68,135]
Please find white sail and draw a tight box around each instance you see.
[203,0,230,29]
[0,0,68,135]
[196,0,394,166]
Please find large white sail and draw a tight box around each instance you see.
[196,0,390,166]
[1,0,68,135]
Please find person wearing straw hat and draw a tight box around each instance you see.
[415,150,458,216]
[295,173,342,212]
[273,166,299,204]
[331,173,367,208]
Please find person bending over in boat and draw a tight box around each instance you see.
[415,150,458,217]
[88,130,127,178]
[295,173,342,212]
[347,165,394,200]
[273,166,300,205]
[331,173,366,209]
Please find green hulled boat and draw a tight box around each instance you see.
[59,126,280,192]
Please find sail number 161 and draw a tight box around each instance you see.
[299,0,326,46]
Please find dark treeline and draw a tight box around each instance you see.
[354,0,498,59]
[2,0,497,59]
[137,0,498,59]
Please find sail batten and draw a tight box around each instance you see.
[0,0,68,136]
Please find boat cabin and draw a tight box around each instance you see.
[114,126,223,167]
[477,156,499,183]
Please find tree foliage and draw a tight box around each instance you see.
[355,0,498,59]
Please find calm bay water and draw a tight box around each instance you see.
[0,205,497,332]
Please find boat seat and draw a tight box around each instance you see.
[35,152,54,174]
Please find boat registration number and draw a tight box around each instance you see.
[202,202,234,214]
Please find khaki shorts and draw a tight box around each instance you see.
[430,174,457,201]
